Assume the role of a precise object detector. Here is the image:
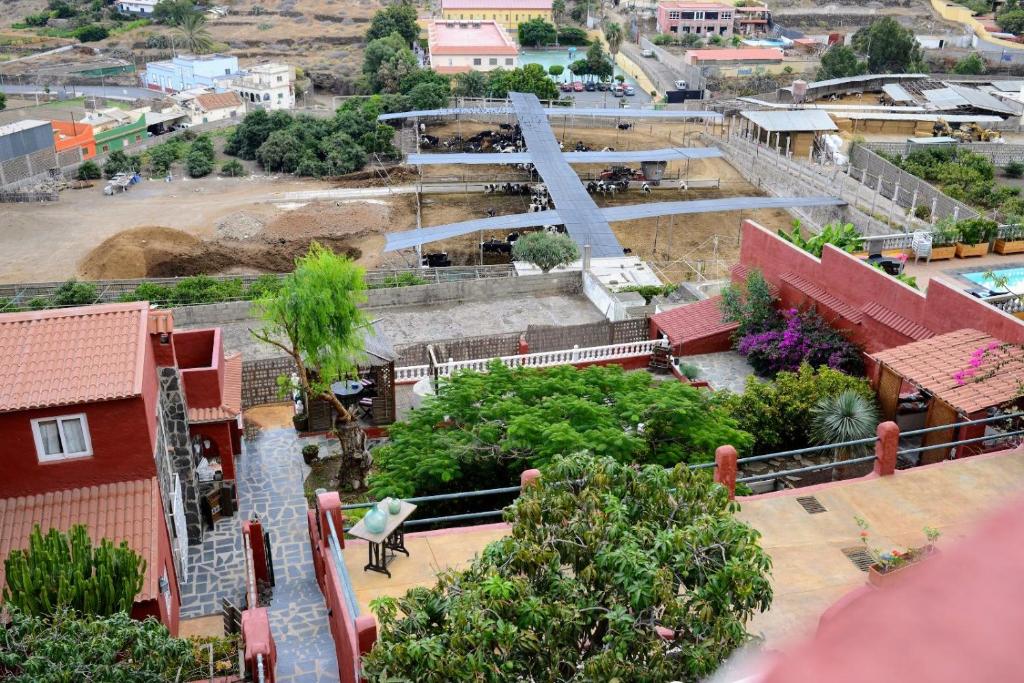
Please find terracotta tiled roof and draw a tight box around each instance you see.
[147,309,174,335]
[651,296,737,346]
[0,302,148,413]
[860,302,933,342]
[0,478,162,602]
[872,329,1024,415]
[188,352,243,423]
[781,272,864,323]
[195,92,242,111]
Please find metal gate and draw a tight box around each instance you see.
[172,473,190,582]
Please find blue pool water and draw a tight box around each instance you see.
[518,48,642,89]
[964,267,1024,291]
[741,38,791,47]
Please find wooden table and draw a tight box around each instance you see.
[347,501,417,577]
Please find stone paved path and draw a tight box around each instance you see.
[178,428,339,683]
[678,351,756,394]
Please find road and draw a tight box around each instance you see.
[0,83,161,100]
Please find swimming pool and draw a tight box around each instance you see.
[518,48,643,90]
[963,267,1024,292]
[741,38,791,48]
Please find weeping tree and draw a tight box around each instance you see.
[3,525,145,618]
[251,242,370,455]
[812,389,880,480]
[364,454,773,681]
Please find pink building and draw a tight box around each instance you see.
[427,20,519,74]
[656,1,734,38]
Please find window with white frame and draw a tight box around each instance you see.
[489,57,498,65]
[32,414,92,461]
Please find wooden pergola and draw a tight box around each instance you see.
[872,329,1024,465]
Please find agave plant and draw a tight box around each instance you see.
[811,390,880,481]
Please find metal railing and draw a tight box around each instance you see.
[325,507,361,621]
[340,485,522,532]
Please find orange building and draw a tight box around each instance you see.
[51,119,96,162]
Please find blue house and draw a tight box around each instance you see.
[143,54,240,94]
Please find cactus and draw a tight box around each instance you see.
[2,524,146,618]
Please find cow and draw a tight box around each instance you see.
[617,122,633,131]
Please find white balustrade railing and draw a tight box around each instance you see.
[394,340,661,383]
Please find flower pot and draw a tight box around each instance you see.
[955,242,989,258]
[927,245,956,261]
[292,414,309,432]
[995,238,1024,255]
[867,547,937,587]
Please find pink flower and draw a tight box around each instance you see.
[969,357,983,368]
[988,341,1001,351]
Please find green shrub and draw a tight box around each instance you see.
[186,148,213,177]
[1006,161,1024,178]
[73,24,109,42]
[51,279,98,306]
[76,160,101,180]
[220,159,245,177]
[913,203,932,220]
[714,364,876,454]
[954,217,998,245]
[615,283,677,304]
[246,274,283,299]
[23,12,51,27]
[368,272,428,289]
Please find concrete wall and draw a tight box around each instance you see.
[865,141,1024,167]
[0,145,59,189]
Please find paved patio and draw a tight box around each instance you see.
[678,351,755,393]
[177,408,339,683]
[736,448,1024,646]
[903,252,1014,291]
[342,524,509,616]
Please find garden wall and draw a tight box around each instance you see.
[737,220,1024,351]
[863,141,1024,167]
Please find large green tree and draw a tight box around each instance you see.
[997,7,1024,34]
[453,70,488,97]
[4,525,145,618]
[517,17,557,46]
[584,41,614,80]
[363,454,773,681]
[604,22,623,59]
[487,63,559,100]
[369,362,752,498]
[511,231,578,272]
[362,32,418,93]
[251,243,369,453]
[365,1,420,44]
[851,18,926,73]
[153,0,198,25]
[816,44,867,81]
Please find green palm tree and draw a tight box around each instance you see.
[811,390,880,481]
[605,22,623,60]
[176,13,213,55]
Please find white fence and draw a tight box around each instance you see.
[394,339,661,383]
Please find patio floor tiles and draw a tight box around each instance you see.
[178,427,339,683]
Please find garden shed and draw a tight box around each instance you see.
[871,329,1024,464]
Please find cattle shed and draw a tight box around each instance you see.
[738,109,838,158]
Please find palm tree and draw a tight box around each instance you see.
[176,13,213,55]
[811,390,879,481]
[605,22,623,60]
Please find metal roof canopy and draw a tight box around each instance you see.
[922,87,969,108]
[882,83,914,103]
[509,92,623,258]
[383,196,846,252]
[378,106,723,122]
[407,147,723,165]
[802,73,929,89]
[947,84,1023,115]
[740,109,838,132]
[840,112,1003,122]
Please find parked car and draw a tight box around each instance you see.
[612,86,624,97]
[559,81,573,92]
[597,81,610,91]
[585,81,596,91]
[573,81,584,92]
[641,49,654,57]
[674,79,688,90]
[624,85,635,96]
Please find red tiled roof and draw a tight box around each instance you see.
[195,92,243,111]
[872,329,1024,415]
[650,296,737,346]
[147,309,174,335]
[781,272,864,324]
[188,352,243,423]
[0,478,163,602]
[860,302,933,342]
[429,20,519,55]
[0,302,148,413]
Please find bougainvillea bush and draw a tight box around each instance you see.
[736,308,863,377]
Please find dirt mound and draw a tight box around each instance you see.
[216,212,267,241]
[265,199,396,240]
[79,226,203,279]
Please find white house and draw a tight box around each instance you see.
[173,89,246,125]
[116,0,159,15]
[226,63,296,110]
[427,20,518,74]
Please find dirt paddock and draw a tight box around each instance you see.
[2,122,789,284]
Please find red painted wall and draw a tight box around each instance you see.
[737,220,1024,350]
[130,503,181,636]
[0,396,158,498]
[151,330,177,367]
[177,329,225,408]
[190,422,237,479]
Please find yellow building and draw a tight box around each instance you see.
[440,0,553,32]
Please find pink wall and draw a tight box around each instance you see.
[190,421,238,479]
[737,220,1024,350]
[131,501,181,636]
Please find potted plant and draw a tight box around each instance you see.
[302,443,320,465]
[856,517,941,587]
[927,220,959,261]
[292,413,309,432]
[995,222,1024,254]
[954,218,997,258]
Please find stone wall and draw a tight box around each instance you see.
[159,367,204,544]
[864,141,1024,167]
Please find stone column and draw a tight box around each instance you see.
[714,445,738,500]
[160,367,204,544]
